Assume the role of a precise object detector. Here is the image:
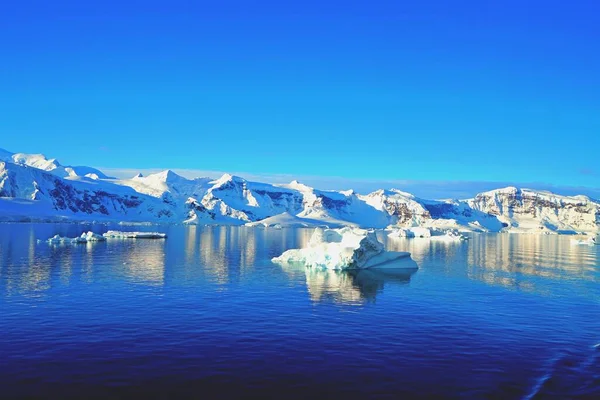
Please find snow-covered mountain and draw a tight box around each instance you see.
[0,148,598,234]
[468,187,600,234]
[0,148,112,180]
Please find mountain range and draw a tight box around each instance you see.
[0,148,598,234]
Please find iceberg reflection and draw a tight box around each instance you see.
[280,263,418,305]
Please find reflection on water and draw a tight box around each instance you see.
[1,225,600,399]
[121,241,166,285]
[0,225,598,302]
[280,264,418,305]
[467,233,598,280]
[385,232,600,295]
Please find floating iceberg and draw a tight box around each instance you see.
[430,230,469,242]
[81,231,108,241]
[388,227,432,238]
[388,227,468,242]
[272,227,415,270]
[102,230,167,239]
[571,236,597,246]
[45,231,107,244]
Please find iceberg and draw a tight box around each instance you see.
[272,227,415,270]
[45,231,107,244]
[388,227,468,242]
[430,230,469,242]
[81,231,108,242]
[388,227,432,238]
[571,236,597,246]
[102,230,167,239]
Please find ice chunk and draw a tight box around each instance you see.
[45,231,106,244]
[388,227,432,238]
[80,231,107,241]
[46,234,87,244]
[102,230,167,239]
[272,227,415,270]
[388,228,413,238]
[388,227,467,241]
[571,236,597,246]
[430,230,469,242]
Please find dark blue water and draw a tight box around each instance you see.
[1,224,599,399]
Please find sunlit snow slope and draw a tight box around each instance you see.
[0,148,598,233]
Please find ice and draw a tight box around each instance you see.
[102,230,167,239]
[430,230,469,241]
[45,231,107,244]
[571,237,597,246]
[272,227,415,270]
[81,231,107,241]
[245,212,330,228]
[388,227,432,238]
[43,230,165,244]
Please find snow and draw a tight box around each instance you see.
[245,212,334,228]
[469,187,598,234]
[0,148,112,179]
[1,146,599,234]
[116,169,213,199]
[102,230,167,239]
[272,227,415,270]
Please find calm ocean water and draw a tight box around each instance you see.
[1,223,599,399]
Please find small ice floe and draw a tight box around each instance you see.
[272,227,416,270]
[430,229,469,242]
[102,230,167,239]
[45,231,107,244]
[571,236,597,246]
[388,227,432,238]
[388,227,468,241]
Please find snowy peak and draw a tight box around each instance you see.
[0,146,598,233]
[281,180,314,192]
[147,169,185,184]
[210,173,246,188]
[0,148,111,180]
[12,152,62,171]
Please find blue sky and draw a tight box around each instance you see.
[1,0,598,196]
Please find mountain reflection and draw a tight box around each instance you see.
[281,264,418,305]
[385,233,600,292]
[120,241,166,285]
[466,233,599,288]
[193,226,312,284]
[1,225,597,299]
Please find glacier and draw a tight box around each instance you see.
[272,227,416,270]
[0,147,599,235]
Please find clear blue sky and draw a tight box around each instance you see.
[1,0,599,191]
